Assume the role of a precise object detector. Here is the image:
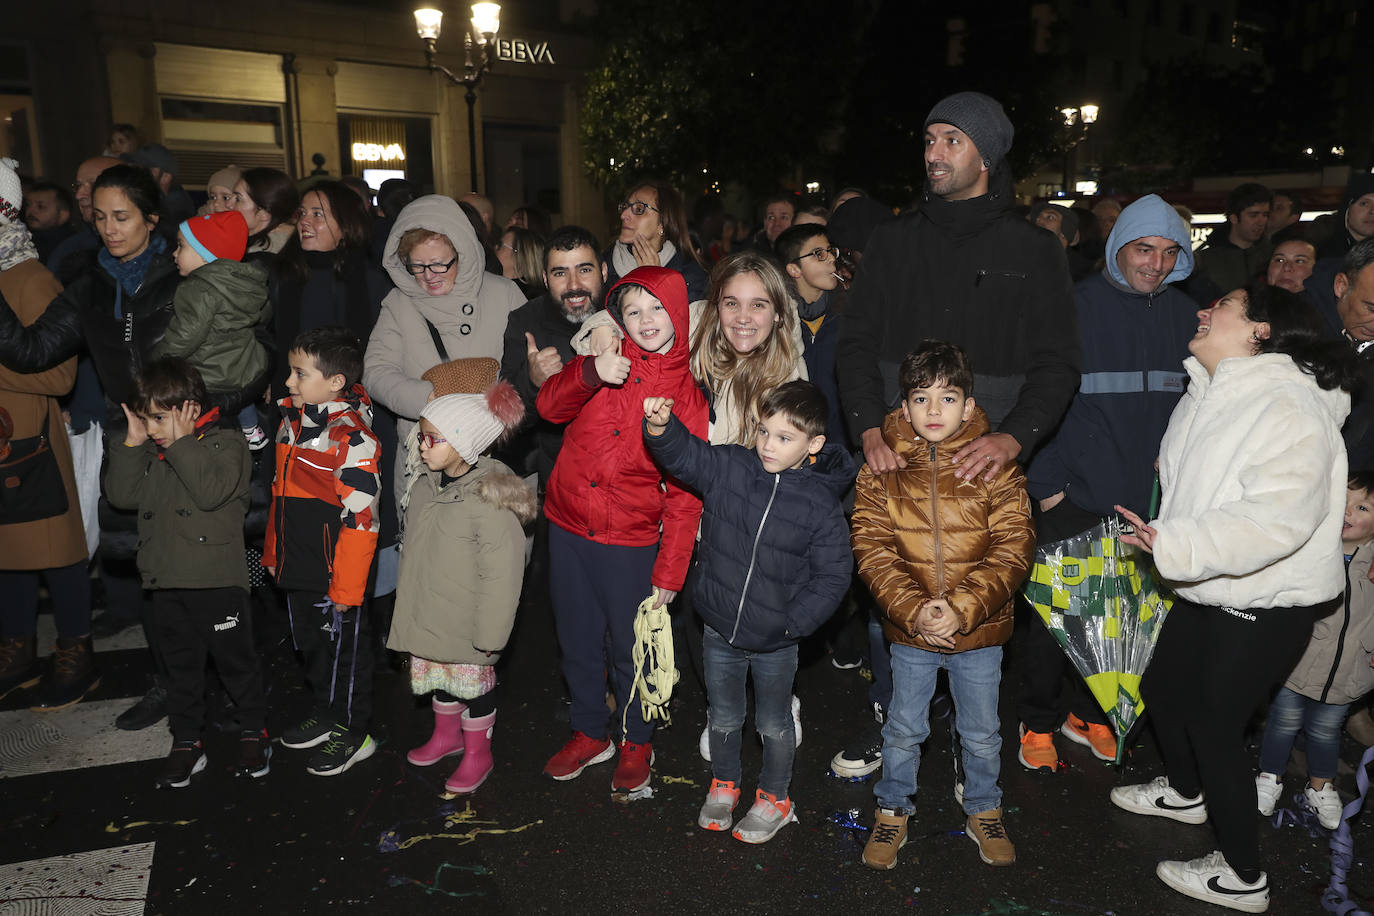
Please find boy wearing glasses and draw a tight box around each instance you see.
[263,326,383,777]
[775,225,847,449]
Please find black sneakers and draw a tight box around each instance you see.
[116,684,169,731]
[155,741,207,789]
[831,723,884,778]
[280,713,336,749]
[306,728,376,776]
[236,730,272,778]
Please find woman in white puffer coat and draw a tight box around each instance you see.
[1111,281,1362,914]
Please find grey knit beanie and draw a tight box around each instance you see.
[924,92,1014,167]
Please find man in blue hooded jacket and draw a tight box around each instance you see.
[1017,194,1197,771]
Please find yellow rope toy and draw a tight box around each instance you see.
[622,594,680,733]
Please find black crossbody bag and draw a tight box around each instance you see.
[0,411,69,525]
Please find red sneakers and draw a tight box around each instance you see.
[611,740,654,793]
[543,731,615,781]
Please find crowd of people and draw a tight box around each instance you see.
[0,86,1372,913]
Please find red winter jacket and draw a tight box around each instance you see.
[537,266,708,591]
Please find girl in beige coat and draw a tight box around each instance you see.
[388,384,533,795]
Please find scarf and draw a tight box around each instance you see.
[0,220,38,272]
[611,238,679,281]
[99,233,167,318]
[797,288,830,321]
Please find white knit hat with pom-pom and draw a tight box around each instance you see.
[0,158,22,225]
[419,380,525,464]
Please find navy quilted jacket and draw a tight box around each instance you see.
[644,413,855,651]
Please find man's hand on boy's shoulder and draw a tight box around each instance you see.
[643,397,674,436]
[953,432,1020,482]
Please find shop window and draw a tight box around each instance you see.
[338,114,434,193]
[159,97,287,186]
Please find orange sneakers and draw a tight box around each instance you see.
[1017,724,1059,771]
[1060,712,1117,761]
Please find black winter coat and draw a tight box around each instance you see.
[500,292,583,482]
[0,250,180,422]
[838,181,1079,457]
[645,413,855,652]
[0,250,273,426]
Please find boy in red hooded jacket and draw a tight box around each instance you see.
[537,266,707,797]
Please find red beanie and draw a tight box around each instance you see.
[180,210,248,263]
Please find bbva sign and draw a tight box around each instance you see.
[495,38,555,64]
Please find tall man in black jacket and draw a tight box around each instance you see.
[830,91,1079,781]
[839,90,1078,481]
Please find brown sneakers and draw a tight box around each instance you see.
[861,808,909,870]
[966,808,1015,866]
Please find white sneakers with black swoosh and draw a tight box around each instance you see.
[1109,775,1209,824]
[1155,851,1269,913]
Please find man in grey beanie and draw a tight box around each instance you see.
[835,90,1079,868]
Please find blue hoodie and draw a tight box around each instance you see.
[1026,194,1199,520]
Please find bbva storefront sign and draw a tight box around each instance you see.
[494,38,555,64]
[352,143,406,162]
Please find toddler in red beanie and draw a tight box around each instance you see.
[154,210,271,446]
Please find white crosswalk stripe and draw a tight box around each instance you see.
[35,615,148,656]
[0,841,154,914]
[0,699,169,779]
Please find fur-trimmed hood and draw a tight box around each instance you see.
[475,464,538,524]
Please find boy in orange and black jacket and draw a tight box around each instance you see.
[263,325,382,777]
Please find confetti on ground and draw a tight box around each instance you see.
[377,802,542,852]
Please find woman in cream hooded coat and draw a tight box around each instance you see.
[364,195,525,511]
[1112,282,1361,913]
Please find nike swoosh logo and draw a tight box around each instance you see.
[1206,876,1265,896]
[1154,798,1201,811]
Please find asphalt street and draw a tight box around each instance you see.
[1,564,1371,915]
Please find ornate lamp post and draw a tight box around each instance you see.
[413,4,502,192]
[1060,103,1099,195]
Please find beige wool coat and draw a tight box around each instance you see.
[387,458,537,665]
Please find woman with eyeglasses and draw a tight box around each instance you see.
[364,195,526,513]
[496,226,547,299]
[604,179,709,304]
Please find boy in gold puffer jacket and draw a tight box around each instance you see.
[850,340,1034,872]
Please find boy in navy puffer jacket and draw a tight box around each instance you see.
[644,380,854,844]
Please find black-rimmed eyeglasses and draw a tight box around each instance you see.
[617,199,659,216]
[795,246,839,264]
[405,258,458,276]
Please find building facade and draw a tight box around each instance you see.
[7,0,603,230]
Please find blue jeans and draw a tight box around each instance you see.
[703,624,798,797]
[876,643,1004,816]
[1258,686,1350,780]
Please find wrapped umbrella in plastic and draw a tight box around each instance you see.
[1021,516,1173,764]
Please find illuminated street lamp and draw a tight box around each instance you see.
[1060,103,1100,196]
[413,4,502,191]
